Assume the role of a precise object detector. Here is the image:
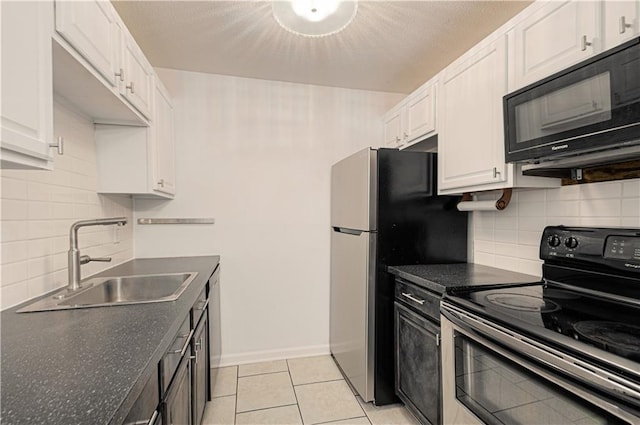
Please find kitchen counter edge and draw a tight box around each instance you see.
[387,263,540,295]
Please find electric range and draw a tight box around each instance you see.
[440,226,640,425]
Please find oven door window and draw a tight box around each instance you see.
[454,333,628,425]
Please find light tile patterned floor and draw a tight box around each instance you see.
[202,355,420,425]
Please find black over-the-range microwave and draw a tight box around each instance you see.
[504,36,640,163]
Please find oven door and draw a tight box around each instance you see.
[440,302,640,425]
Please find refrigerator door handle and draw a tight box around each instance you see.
[332,227,363,236]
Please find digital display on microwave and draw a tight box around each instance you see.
[514,72,612,144]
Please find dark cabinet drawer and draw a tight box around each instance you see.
[394,278,440,321]
[160,315,191,393]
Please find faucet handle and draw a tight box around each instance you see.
[91,257,112,262]
[80,255,112,264]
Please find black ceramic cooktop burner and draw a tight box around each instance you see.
[543,288,581,300]
[485,293,561,313]
[573,321,640,359]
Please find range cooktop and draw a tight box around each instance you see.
[450,282,640,362]
[446,226,640,365]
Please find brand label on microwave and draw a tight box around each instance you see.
[551,144,569,151]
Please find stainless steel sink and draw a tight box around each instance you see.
[17,272,198,313]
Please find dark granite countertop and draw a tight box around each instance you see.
[1,255,220,425]
[388,263,540,294]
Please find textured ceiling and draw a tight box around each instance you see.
[112,1,532,94]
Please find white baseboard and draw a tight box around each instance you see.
[215,344,330,367]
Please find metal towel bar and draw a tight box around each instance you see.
[137,218,215,225]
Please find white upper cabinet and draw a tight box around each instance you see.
[510,0,600,91]
[121,35,154,119]
[383,106,403,148]
[52,0,153,124]
[439,37,509,193]
[152,81,176,195]
[405,83,436,143]
[383,80,436,149]
[603,1,640,50]
[55,0,119,88]
[95,78,175,199]
[1,1,55,169]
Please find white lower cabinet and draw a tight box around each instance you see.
[1,1,54,169]
[603,0,640,50]
[96,79,175,199]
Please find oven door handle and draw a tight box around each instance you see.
[441,302,640,406]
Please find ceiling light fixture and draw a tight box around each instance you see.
[273,0,358,38]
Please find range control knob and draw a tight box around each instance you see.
[565,237,579,249]
[548,235,562,247]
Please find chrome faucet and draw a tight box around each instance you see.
[67,217,127,291]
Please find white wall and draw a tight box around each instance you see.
[471,179,640,277]
[133,68,404,365]
[0,101,134,310]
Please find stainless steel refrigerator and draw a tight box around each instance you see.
[330,147,467,406]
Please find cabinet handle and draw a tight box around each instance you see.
[620,16,632,34]
[158,179,165,188]
[147,410,159,425]
[581,35,592,51]
[395,136,401,142]
[115,68,124,82]
[126,82,135,94]
[403,132,408,139]
[195,299,209,311]
[170,330,193,355]
[401,292,425,305]
[49,136,64,155]
[493,167,501,178]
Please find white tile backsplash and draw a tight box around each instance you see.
[0,101,134,310]
[622,180,640,197]
[472,179,640,277]
[580,181,622,199]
